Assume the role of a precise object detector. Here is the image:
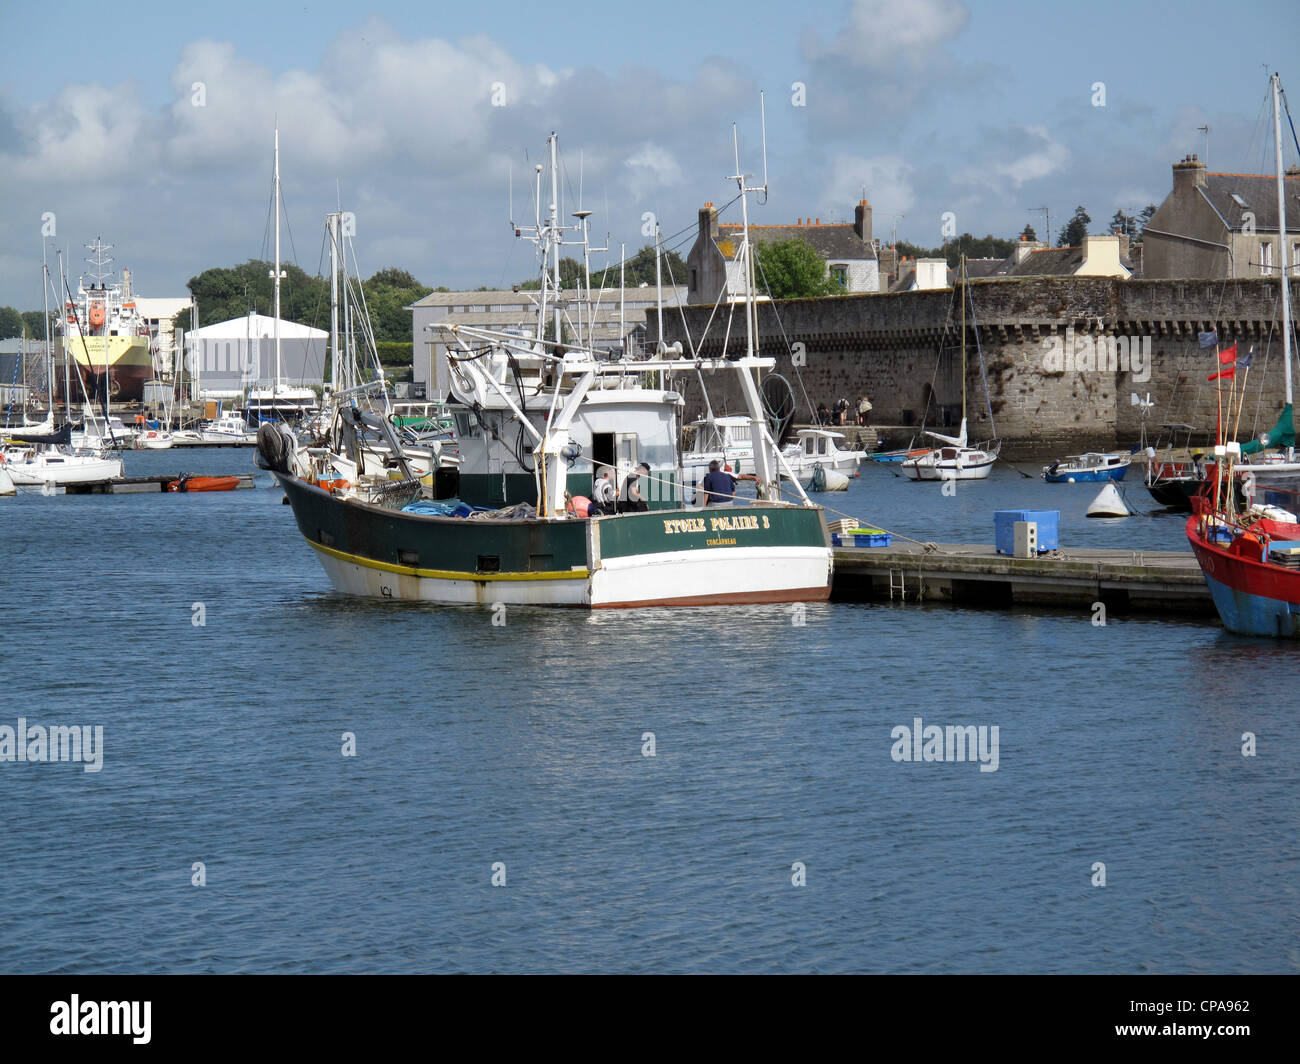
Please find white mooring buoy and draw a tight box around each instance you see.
[1086,482,1129,518]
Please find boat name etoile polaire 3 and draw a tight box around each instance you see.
[664,514,769,535]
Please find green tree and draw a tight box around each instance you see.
[591,244,688,289]
[896,233,1017,267]
[1133,204,1158,245]
[1057,206,1091,247]
[0,306,23,340]
[1110,209,1137,236]
[21,310,55,339]
[366,267,421,289]
[755,239,840,299]
[1020,223,1038,242]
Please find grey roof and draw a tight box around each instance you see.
[1004,246,1085,276]
[1200,172,1300,233]
[715,223,875,262]
[963,257,1010,278]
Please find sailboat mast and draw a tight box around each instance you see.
[961,255,967,425]
[329,211,340,393]
[1271,74,1293,419]
[59,251,71,425]
[655,225,663,347]
[550,133,561,349]
[42,253,52,417]
[273,127,282,400]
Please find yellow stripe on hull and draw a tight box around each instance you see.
[307,537,591,582]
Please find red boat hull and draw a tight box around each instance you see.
[1186,515,1300,637]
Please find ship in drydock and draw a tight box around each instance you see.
[58,239,154,403]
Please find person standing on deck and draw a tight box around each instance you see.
[618,462,651,513]
[700,459,736,506]
[589,466,617,516]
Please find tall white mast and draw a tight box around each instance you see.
[329,211,340,393]
[1271,73,1293,420]
[655,225,663,348]
[271,127,284,399]
[549,133,561,349]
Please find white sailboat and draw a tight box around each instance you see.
[902,258,1001,481]
[244,129,318,427]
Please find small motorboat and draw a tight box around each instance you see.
[166,474,242,493]
[782,429,867,481]
[1043,452,1132,482]
[135,430,175,450]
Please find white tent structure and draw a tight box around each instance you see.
[185,312,327,401]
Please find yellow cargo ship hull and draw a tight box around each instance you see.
[60,335,152,401]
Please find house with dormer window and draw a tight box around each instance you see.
[1142,153,1300,278]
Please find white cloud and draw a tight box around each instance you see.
[822,154,916,218]
[804,0,969,68]
[955,125,1070,191]
[625,143,683,199]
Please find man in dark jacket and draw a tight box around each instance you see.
[700,459,736,506]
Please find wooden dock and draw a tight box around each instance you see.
[831,542,1214,615]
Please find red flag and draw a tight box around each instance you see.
[1208,367,1236,381]
[1217,343,1238,364]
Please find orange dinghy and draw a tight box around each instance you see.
[167,474,241,493]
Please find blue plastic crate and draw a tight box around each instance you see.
[993,510,1059,555]
[832,530,893,548]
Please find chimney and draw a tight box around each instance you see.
[699,202,718,241]
[1116,231,1130,262]
[854,199,872,241]
[1172,153,1207,194]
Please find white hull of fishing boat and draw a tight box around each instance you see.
[3,451,123,486]
[309,536,830,608]
[591,545,831,607]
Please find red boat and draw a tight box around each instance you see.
[167,475,241,493]
[1186,500,1300,638]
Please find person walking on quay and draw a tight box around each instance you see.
[857,395,873,426]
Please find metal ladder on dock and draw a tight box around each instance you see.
[888,567,924,602]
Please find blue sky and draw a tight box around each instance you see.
[2,0,1298,308]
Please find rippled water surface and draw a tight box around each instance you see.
[1,452,1296,972]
